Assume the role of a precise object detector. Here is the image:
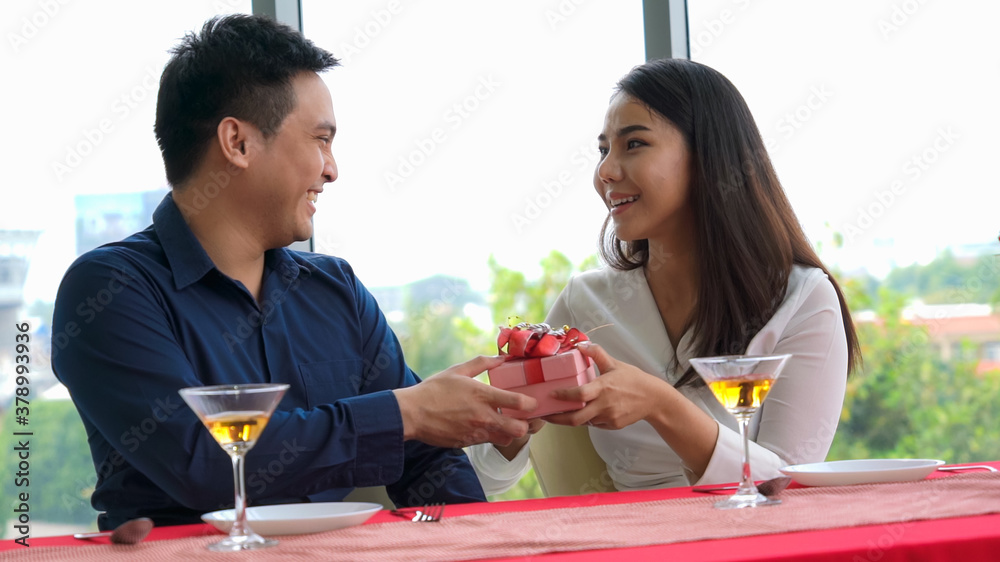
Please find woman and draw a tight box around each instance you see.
[469,58,860,495]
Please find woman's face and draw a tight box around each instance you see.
[594,93,693,243]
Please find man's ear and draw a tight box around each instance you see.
[217,117,254,170]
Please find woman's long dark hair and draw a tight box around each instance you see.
[599,59,860,387]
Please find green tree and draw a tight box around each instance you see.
[383,253,595,501]
[829,287,926,459]
[1,399,97,529]
[882,250,1000,304]
[487,251,598,327]
[393,298,476,378]
[484,250,597,501]
[389,276,489,378]
[828,283,1000,463]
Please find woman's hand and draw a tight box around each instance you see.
[546,343,720,478]
[493,418,546,461]
[543,343,671,429]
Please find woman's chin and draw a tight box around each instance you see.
[612,227,642,243]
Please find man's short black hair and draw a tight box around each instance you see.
[154,14,339,187]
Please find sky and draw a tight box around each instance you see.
[3,0,999,306]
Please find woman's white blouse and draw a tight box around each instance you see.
[469,265,848,496]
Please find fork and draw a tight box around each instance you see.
[390,503,445,522]
[937,465,998,473]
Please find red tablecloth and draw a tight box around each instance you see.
[4,461,999,560]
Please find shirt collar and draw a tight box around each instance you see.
[153,193,216,290]
[266,244,316,285]
[153,192,314,291]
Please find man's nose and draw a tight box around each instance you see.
[324,155,338,183]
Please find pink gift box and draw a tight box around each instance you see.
[487,349,597,419]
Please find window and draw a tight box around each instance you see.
[1,0,252,535]
[4,0,645,532]
[11,0,994,534]
[687,0,1000,463]
[687,0,999,272]
[301,1,645,291]
[983,342,1000,362]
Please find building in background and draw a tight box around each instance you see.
[905,303,1000,374]
[0,230,41,403]
[75,189,168,256]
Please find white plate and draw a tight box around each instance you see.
[201,502,382,536]
[780,459,946,486]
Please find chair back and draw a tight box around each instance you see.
[529,424,615,496]
[342,486,395,510]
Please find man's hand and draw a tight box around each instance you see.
[493,418,545,461]
[393,355,538,449]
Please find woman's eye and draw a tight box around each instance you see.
[597,146,609,157]
[627,139,645,149]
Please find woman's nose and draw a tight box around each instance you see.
[596,152,621,184]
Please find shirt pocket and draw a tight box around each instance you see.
[297,359,364,410]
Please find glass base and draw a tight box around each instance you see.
[207,532,278,551]
[713,492,781,510]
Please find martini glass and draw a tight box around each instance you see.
[179,383,288,551]
[689,354,791,509]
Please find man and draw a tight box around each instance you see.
[52,14,534,530]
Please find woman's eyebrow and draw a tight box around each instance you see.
[598,124,652,141]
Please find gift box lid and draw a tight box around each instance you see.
[489,348,591,388]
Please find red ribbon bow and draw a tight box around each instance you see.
[497,322,589,359]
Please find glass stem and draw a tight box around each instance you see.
[229,450,249,538]
[735,413,757,496]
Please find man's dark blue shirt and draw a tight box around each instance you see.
[52,194,485,530]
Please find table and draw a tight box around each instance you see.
[3,461,999,561]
